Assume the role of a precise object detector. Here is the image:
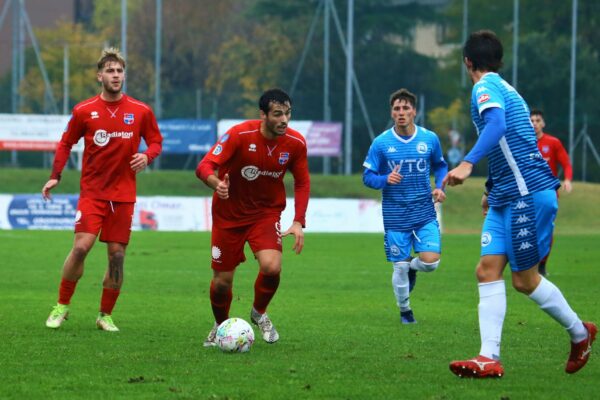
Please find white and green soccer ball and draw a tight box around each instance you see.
[216,318,255,353]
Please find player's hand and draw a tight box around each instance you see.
[481,193,489,216]
[42,179,59,201]
[130,153,149,172]
[387,165,403,185]
[282,221,304,255]
[563,179,573,193]
[215,173,230,199]
[442,161,473,188]
[432,188,446,203]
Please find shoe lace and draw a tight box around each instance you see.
[50,304,67,318]
[100,315,115,327]
[258,315,273,331]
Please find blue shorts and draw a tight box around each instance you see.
[384,220,441,262]
[481,190,557,271]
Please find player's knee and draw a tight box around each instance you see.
[212,278,232,293]
[411,257,440,272]
[475,262,502,282]
[511,276,537,295]
[420,259,440,272]
[259,260,281,276]
[109,250,125,265]
[71,246,90,262]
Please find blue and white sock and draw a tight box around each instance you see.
[392,261,411,312]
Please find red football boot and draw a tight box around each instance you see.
[449,355,504,378]
[566,322,597,374]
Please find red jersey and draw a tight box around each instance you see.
[537,133,573,180]
[50,94,163,202]
[196,120,310,228]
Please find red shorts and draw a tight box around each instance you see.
[75,197,135,244]
[211,217,282,271]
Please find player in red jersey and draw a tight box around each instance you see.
[531,109,574,276]
[43,48,163,332]
[196,88,310,345]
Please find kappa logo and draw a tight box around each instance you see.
[90,111,99,119]
[476,86,488,94]
[518,241,533,251]
[249,143,257,152]
[516,215,530,224]
[514,201,529,210]
[387,146,397,153]
[516,228,531,238]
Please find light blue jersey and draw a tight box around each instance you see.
[470,73,559,206]
[363,125,448,231]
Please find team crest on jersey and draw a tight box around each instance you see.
[416,142,428,154]
[212,144,223,155]
[278,152,289,165]
[477,94,490,104]
[542,145,549,153]
[123,113,134,125]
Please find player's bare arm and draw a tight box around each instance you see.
[563,179,573,193]
[387,164,403,184]
[130,153,149,172]
[282,221,304,255]
[42,179,59,201]
[443,161,473,187]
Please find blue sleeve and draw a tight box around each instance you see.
[363,168,388,190]
[463,107,506,165]
[431,136,448,189]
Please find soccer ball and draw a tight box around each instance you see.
[215,318,255,353]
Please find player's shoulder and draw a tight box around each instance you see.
[124,95,154,113]
[372,128,393,144]
[227,120,261,136]
[284,126,307,147]
[417,125,439,139]
[72,95,101,113]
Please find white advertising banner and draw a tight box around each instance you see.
[0,195,384,233]
[0,113,75,151]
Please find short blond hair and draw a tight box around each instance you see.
[97,47,126,70]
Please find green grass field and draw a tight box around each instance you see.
[1,230,598,399]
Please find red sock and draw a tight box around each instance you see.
[210,280,232,324]
[253,272,280,314]
[58,278,78,305]
[100,288,121,315]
